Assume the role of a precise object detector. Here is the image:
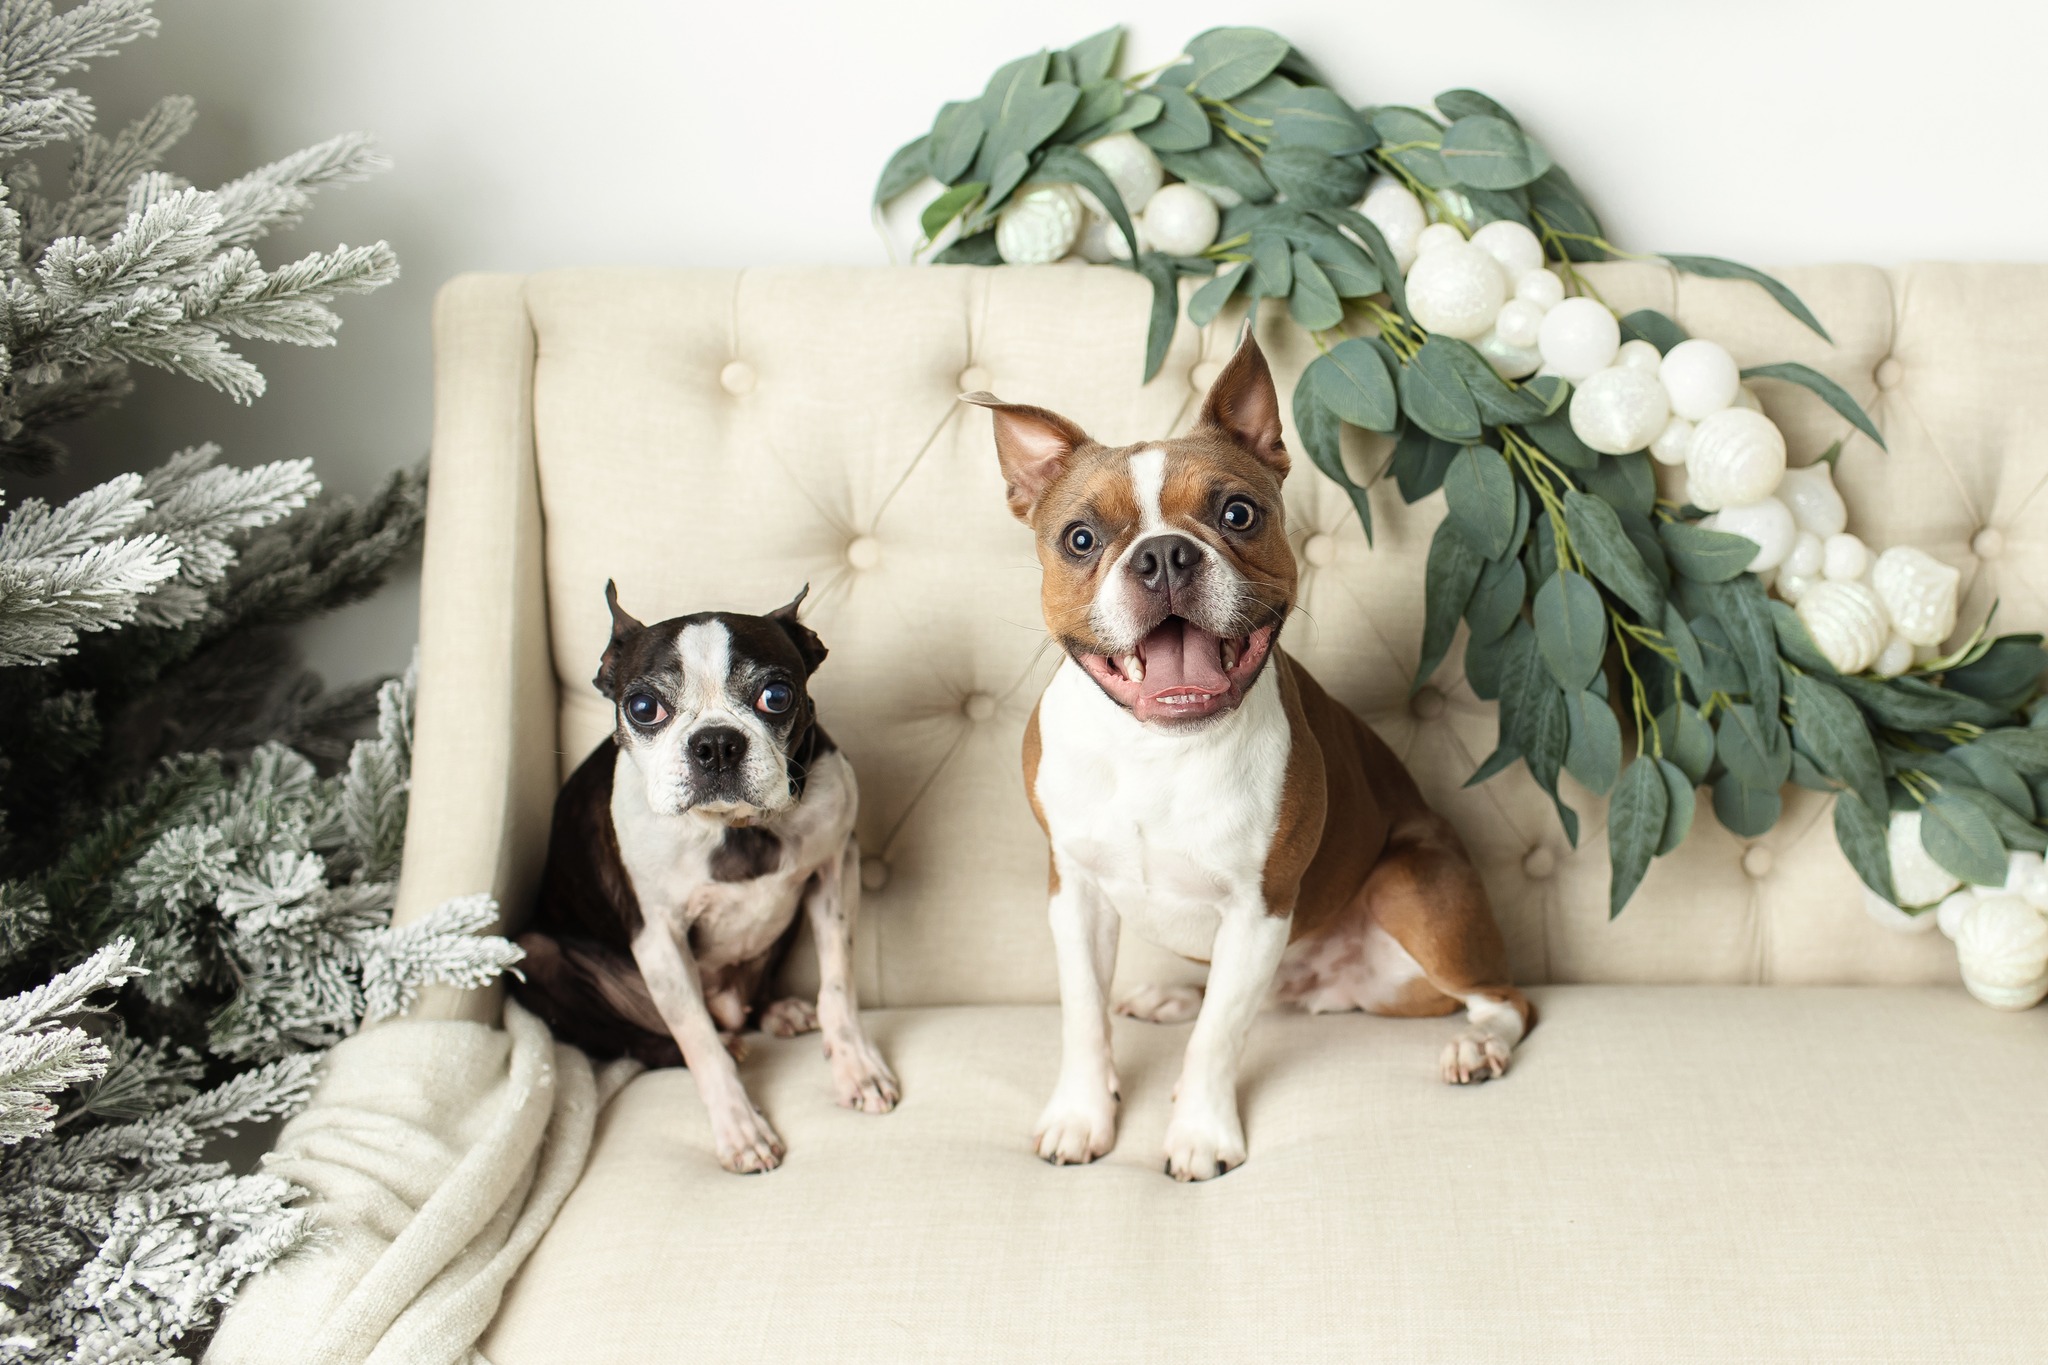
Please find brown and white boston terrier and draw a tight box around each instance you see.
[965,331,1531,1182]
[512,585,897,1173]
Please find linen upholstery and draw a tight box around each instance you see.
[407,262,2048,1005]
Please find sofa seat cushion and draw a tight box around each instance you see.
[482,987,2048,1363]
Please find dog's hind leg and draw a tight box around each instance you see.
[512,931,683,1068]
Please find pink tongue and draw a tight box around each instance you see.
[1140,619,1228,697]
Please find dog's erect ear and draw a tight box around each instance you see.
[961,391,1094,522]
[1195,330,1289,476]
[768,584,829,677]
[594,579,645,694]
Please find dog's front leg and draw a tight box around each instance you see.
[806,837,899,1113]
[631,920,784,1173]
[1034,869,1121,1165]
[1163,901,1290,1181]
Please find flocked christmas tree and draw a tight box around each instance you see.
[0,4,522,1360]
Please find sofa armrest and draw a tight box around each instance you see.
[393,273,557,1024]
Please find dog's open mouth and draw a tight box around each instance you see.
[1077,618,1278,724]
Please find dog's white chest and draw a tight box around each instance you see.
[1034,660,1291,959]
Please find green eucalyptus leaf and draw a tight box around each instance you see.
[1402,339,1483,442]
[1444,444,1517,558]
[1788,672,1886,814]
[1946,635,2047,710]
[875,135,931,207]
[1523,411,1601,471]
[1952,785,2048,854]
[1136,252,1180,383]
[1528,166,1606,259]
[1034,143,1138,257]
[1300,223,1381,297]
[1739,362,1887,451]
[929,102,986,184]
[1157,142,1275,204]
[920,180,986,239]
[1434,88,1520,127]
[1466,737,1523,788]
[1061,79,1127,140]
[1618,308,1687,354]
[1533,570,1607,692]
[1616,508,1672,594]
[1095,91,1164,135]
[1436,338,1547,424]
[930,230,1002,265]
[1316,207,1410,318]
[1466,554,1526,644]
[1654,700,1714,783]
[1288,250,1344,330]
[1249,229,1293,298]
[1660,521,1759,582]
[1187,260,1249,327]
[1955,745,2035,818]
[1311,339,1399,431]
[1834,673,2013,733]
[1710,773,1781,839]
[1662,605,1710,698]
[1701,576,1782,722]
[1183,26,1290,99]
[1656,759,1696,855]
[1368,105,1451,187]
[984,150,1033,213]
[1139,85,1212,151]
[1418,519,1483,691]
[1440,114,1552,190]
[1716,702,1791,790]
[1566,688,1622,795]
[1389,426,1460,503]
[1791,749,1834,793]
[1768,600,1837,676]
[1261,145,1371,208]
[1833,790,1896,903]
[1688,615,1750,696]
[1609,755,1670,917]
[1293,378,1372,543]
[1066,25,1123,86]
[1975,723,2048,776]
[1267,85,1375,154]
[1920,791,2008,886]
[1466,623,1513,701]
[1562,490,1663,622]
[1580,451,1656,518]
[1662,254,1832,342]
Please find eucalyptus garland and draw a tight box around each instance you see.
[875,25,2048,929]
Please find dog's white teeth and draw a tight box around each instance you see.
[1120,654,1144,683]
[1220,639,1238,671]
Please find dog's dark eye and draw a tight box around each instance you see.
[756,682,794,716]
[624,693,667,727]
[1220,497,1259,532]
[1063,523,1096,556]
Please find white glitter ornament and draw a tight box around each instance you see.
[1955,895,2048,1010]
[1649,416,1693,467]
[1776,463,1848,538]
[1415,222,1466,257]
[2005,851,2048,904]
[1082,133,1164,215]
[1140,183,1220,256]
[1785,531,1825,579]
[1797,579,1891,674]
[1076,213,1142,264]
[1469,220,1543,282]
[1536,297,1620,382]
[1822,533,1870,582]
[1474,329,1542,380]
[1406,240,1506,340]
[995,184,1085,265]
[1617,339,1663,373]
[1871,546,1961,648]
[1515,269,1565,311]
[1887,809,1963,908]
[1684,407,1786,511]
[1776,568,1818,604]
[1494,298,1544,349]
[1569,365,1670,455]
[1705,498,1796,572]
[1657,339,1741,420]
[1359,178,1426,272]
[1871,633,1915,678]
[1730,382,1764,412]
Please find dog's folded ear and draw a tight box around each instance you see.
[594,579,645,694]
[769,584,829,676]
[1195,330,1289,476]
[961,391,1094,522]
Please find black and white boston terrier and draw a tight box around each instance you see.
[513,583,897,1173]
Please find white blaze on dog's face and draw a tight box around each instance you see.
[594,584,830,819]
[966,332,1299,727]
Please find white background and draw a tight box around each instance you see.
[50,0,2048,688]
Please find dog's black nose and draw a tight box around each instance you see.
[1130,534,1201,595]
[690,726,748,775]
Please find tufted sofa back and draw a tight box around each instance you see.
[399,262,2048,1013]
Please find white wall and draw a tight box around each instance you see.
[56,0,2048,687]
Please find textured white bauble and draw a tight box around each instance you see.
[1776,568,1818,604]
[1075,214,1124,264]
[1871,545,1961,648]
[1657,339,1741,420]
[1862,887,1940,934]
[1938,887,1984,940]
[1777,463,1848,538]
[1359,177,1426,272]
[1406,241,1507,340]
[1707,498,1796,572]
[1871,633,1915,678]
[1617,339,1663,374]
[1887,809,1964,908]
[1569,365,1670,455]
[1469,219,1543,282]
[1649,416,1693,467]
[1515,269,1565,311]
[1082,133,1164,215]
[1494,298,1544,349]
[1474,328,1542,379]
[1140,183,1220,257]
[1684,407,1786,511]
[1822,532,1870,582]
[1785,531,1825,578]
[1797,579,1891,675]
[1415,222,1466,258]
[1955,894,2048,1009]
[1536,297,1620,382]
[995,184,1084,265]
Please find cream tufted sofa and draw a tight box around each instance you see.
[394,263,2048,1362]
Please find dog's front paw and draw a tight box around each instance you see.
[760,997,820,1038]
[1033,1087,1118,1166]
[1162,1094,1245,1181]
[1440,1029,1512,1085]
[709,1096,785,1174]
[825,1031,899,1114]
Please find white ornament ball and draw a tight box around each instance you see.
[1871,633,1915,678]
[1777,463,1849,538]
[1863,887,1939,934]
[995,184,1085,265]
[1871,545,1961,648]
[1515,269,1565,311]
[1684,407,1786,511]
[1494,298,1545,349]
[1706,498,1797,573]
[1536,297,1621,382]
[2003,851,2046,900]
[1657,339,1741,420]
[1406,241,1507,340]
[1075,214,1129,264]
[1887,809,1964,908]
[1955,894,2048,1010]
[1776,568,1818,604]
[1822,532,1871,583]
[1415,222,1466,257]
[1140,183,1220,257]
[1731,382,1764,412]
[1938,887,1984,940]
[1617,339,1663,374]
[1649,416,1693,467]
[1359,178,1426,272]
[1081,133,1164,216]
[1474,328,1542,380]
[1785,531,1825,579]
[1797,579,1891,675]
[1569,365,1671,455]
[1469,219,1543,282]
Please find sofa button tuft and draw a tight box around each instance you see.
[959,365,992,393]
[859,858,889,892]
[1743,845,1773,879]
[719,360,756,395]
[846,536,881,570]
[1303,532,1336,567]
[1522,847,1555,880]
[1973,527,2004,559]
[963,692,996,722]
[1190,360,1223,392]
[1410,685,1446,720]
[1874,357,1904,390]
